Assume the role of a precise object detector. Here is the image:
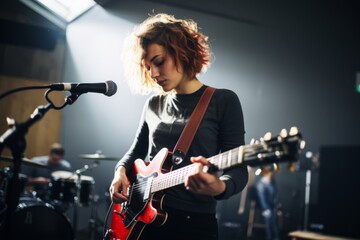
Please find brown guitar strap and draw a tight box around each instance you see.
[172,86,216,165]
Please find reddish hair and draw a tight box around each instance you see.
[122,13,211,94]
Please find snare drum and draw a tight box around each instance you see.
[8,196,73,240]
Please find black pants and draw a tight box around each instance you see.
[140,206,218,240]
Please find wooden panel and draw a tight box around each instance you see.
[0,40,66,82]
[0,4,66,166]
[0,76,64,160]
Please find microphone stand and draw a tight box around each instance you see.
[303,152,319,231]
[304,169,311,231]
[0,103,53,239]
[0,91,81,239]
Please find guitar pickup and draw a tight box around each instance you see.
[143,176,154,201]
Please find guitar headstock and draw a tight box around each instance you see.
[244,126,305,168]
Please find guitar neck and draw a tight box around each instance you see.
[150,129,303,193]
[150,146,243,193]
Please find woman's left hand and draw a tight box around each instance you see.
[184,156,226,196]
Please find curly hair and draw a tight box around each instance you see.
[122,13,211,94]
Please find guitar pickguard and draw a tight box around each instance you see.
[122,172,157,228]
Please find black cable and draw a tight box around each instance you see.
[0,85,51,100]
[103,201,114,238]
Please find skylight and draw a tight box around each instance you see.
[35,0,96,22]
[20,0,97,29]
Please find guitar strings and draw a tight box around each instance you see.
[125,137,297,193]
[129,164,193,192]
[127,148,242,193]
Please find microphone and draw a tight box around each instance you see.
[50,80,117,96]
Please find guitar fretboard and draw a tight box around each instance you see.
[150,146,245,193]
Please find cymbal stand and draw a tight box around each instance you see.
[69,161,99,236]
[89,193,101,240]
[72,171,80,236]
[86,160,102,240]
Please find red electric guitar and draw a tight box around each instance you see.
[106,127,305,240]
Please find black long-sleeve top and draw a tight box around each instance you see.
[116,85,248,213]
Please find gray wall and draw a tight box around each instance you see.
[60,0,360,237]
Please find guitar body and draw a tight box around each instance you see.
[110,148,172,240]
[107,127,304,240]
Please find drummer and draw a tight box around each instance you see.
[22,143,71,200]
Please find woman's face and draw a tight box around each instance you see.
[144,43,188,93]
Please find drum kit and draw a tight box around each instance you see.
[0,152,118,240]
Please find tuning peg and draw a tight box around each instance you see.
[280,128,288,138]
[289,126,299,136]
[272,163,280,172]
[263,132,272,141]
[300,140,306,150]
[250,138,256,145]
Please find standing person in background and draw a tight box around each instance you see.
[109,13,248,240]
[256,166,280,240]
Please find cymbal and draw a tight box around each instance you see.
[78,153,119,161]
[0,156,48,168]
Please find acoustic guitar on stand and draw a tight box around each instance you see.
[105,126,305,240]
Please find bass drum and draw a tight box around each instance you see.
[8,197,73,240]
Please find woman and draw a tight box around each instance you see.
[109,13,248,240]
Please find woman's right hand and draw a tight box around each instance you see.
[109,166,130,203]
